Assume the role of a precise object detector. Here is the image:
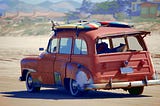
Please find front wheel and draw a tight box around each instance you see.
[26,72,40,92]
[128,87,144,95]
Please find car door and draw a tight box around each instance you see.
[38,38,58,85]
[54,37,72,85]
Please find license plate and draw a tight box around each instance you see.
[120,67,133,74]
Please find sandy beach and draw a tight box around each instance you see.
[0,32,160,106]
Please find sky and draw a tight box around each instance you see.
[17,0,108,4]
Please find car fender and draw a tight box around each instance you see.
[65,62,93,88]
[20,68,37,81]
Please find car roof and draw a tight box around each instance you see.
[82,27,150,40]
[52,21,150,40]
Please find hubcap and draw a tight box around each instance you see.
[27,76,33,88]
[70,79,79,96]
[72,80,78,92]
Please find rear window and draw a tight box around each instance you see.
[96,36,145,54]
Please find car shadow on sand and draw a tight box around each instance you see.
[1,88,151,100]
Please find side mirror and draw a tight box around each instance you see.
[39,48,44,51]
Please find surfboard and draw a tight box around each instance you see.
[54,22,101,30]
[53,21,133,31]
[99,21,133,28]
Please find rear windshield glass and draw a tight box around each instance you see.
[96,36,145,54]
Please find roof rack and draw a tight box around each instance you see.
[51,20,134,36]
[51,21,101,36]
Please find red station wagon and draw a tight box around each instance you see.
[19,21,160,96]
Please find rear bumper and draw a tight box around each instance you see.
[85,79,160,90]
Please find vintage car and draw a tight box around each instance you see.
[19,21,160,96]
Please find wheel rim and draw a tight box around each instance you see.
[70,79,79,96]
[26,74,33,90]
[27,76,33,88]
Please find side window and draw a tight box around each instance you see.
[59,38,72,54]
[74,39,87,55]
[47,38,58,53]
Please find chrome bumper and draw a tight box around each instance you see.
[85,79,160,90]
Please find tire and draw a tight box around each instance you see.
[69,79,81,96]
[128,87,144,95]
[64,78,70,91]
[26,72,40,92]
[68,71,91,96]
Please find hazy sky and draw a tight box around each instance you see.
[17,0,108,4]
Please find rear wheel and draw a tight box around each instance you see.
[68,71,91,96]
[26,72,40,92]
[128,87,144,95]
[69,79,81,96]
